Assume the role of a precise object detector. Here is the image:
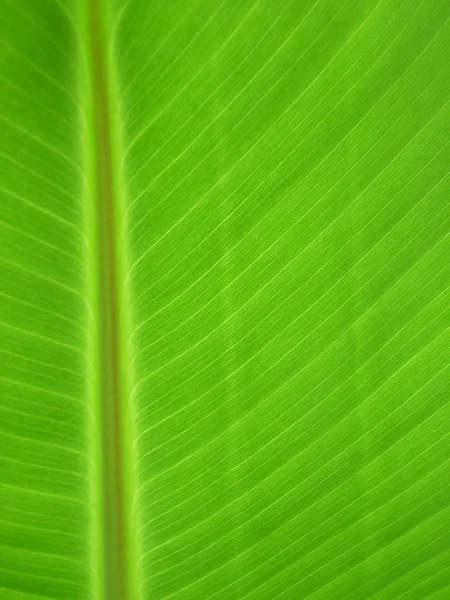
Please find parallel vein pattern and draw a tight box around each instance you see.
[112,0,450,598]
[0,1,92,599]
[1,0,449,599]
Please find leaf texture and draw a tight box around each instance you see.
[0,0,92,598]
[1,0,450,599]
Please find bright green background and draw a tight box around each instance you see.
[0,0,449,598]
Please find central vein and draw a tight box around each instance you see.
[85,0,137,598]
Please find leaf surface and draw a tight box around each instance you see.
[0,0,449,599]
[0,1,92,598]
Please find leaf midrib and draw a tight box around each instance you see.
[85,0,137,598]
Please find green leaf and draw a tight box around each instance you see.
[0,0,449,599]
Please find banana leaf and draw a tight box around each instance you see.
[0,0,449,598]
